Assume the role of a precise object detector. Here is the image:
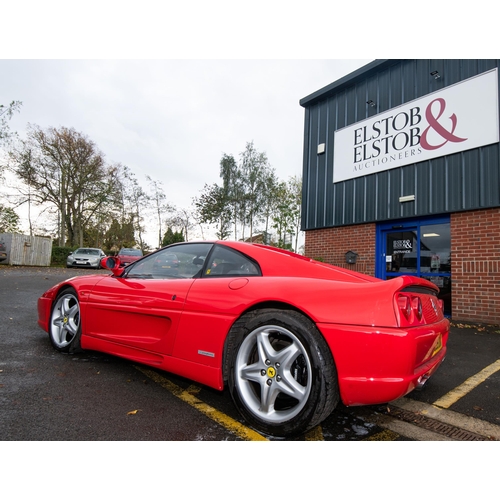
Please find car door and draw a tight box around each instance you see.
[84,243,213,355]
[172,244,262,367]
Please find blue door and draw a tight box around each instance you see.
[376,216,451,316]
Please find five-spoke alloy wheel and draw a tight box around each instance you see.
[226,309,339,437]
[49,289,82,353]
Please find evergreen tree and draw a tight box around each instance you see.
[161,227,185,247]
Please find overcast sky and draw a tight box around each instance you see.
[1,58,373,243]
[1,2,488,246]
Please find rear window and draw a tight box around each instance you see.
[204,245,261,277]
[119,249,143,256]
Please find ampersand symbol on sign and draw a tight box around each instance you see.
[420,98,467,151]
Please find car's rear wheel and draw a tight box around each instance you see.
[226,309,339,437]
[49,289,82,353]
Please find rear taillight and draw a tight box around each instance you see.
[412,296,423,321]
[397,293,424,325]
[398,295,412,320]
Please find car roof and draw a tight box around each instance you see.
[166,241,378,283]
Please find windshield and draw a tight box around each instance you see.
[75,249,100,255]
[126,243,213,279]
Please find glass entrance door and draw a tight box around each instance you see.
[377,217,451,316]
[384,227,418,276]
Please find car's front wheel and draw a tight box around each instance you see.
[49,289,82,353]
[225,309,339,437]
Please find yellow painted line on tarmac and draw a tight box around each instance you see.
[305,425,324,441]
[433,359,500,409]
[363,429,400,441]
[135,366,269,441]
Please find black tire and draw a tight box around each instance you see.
[225,309,339,437]
[48,288,83,353]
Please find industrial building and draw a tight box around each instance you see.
[300,59,500,323]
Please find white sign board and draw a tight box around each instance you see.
[333,69,499,183]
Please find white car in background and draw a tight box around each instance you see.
[67,248,106,269]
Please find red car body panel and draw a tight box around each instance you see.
[318,321,448,405]
[37,241,449,404]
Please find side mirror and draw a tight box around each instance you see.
[100,256,123,276]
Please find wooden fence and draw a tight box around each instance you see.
[0,233,52,267]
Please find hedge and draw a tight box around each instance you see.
[51,246,78,267]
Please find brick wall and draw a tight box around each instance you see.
[451,208,500,324]
[304,224,376,276]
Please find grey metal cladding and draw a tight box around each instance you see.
[300,59,500,231]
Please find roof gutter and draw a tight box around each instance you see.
[299,59,403,108]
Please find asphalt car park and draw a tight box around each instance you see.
[1,265,499,441]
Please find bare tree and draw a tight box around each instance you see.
[166,206,195,242]
[119,166,150,251]
[193,183,232,240]
[0,101,22,148]
[146,176,173,248]
[0,101,22,185]
[8,124,120,246]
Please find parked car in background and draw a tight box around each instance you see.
[66,248,106,269]
[152,252,179,275]
[40,241,449,437]
[0,242,7,262]
[117,248,143,266]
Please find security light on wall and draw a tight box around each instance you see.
[317,143,325,154]
[430,71,440,80]
[366,99,376,107]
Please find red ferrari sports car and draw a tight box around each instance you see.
[37,241,448,437]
